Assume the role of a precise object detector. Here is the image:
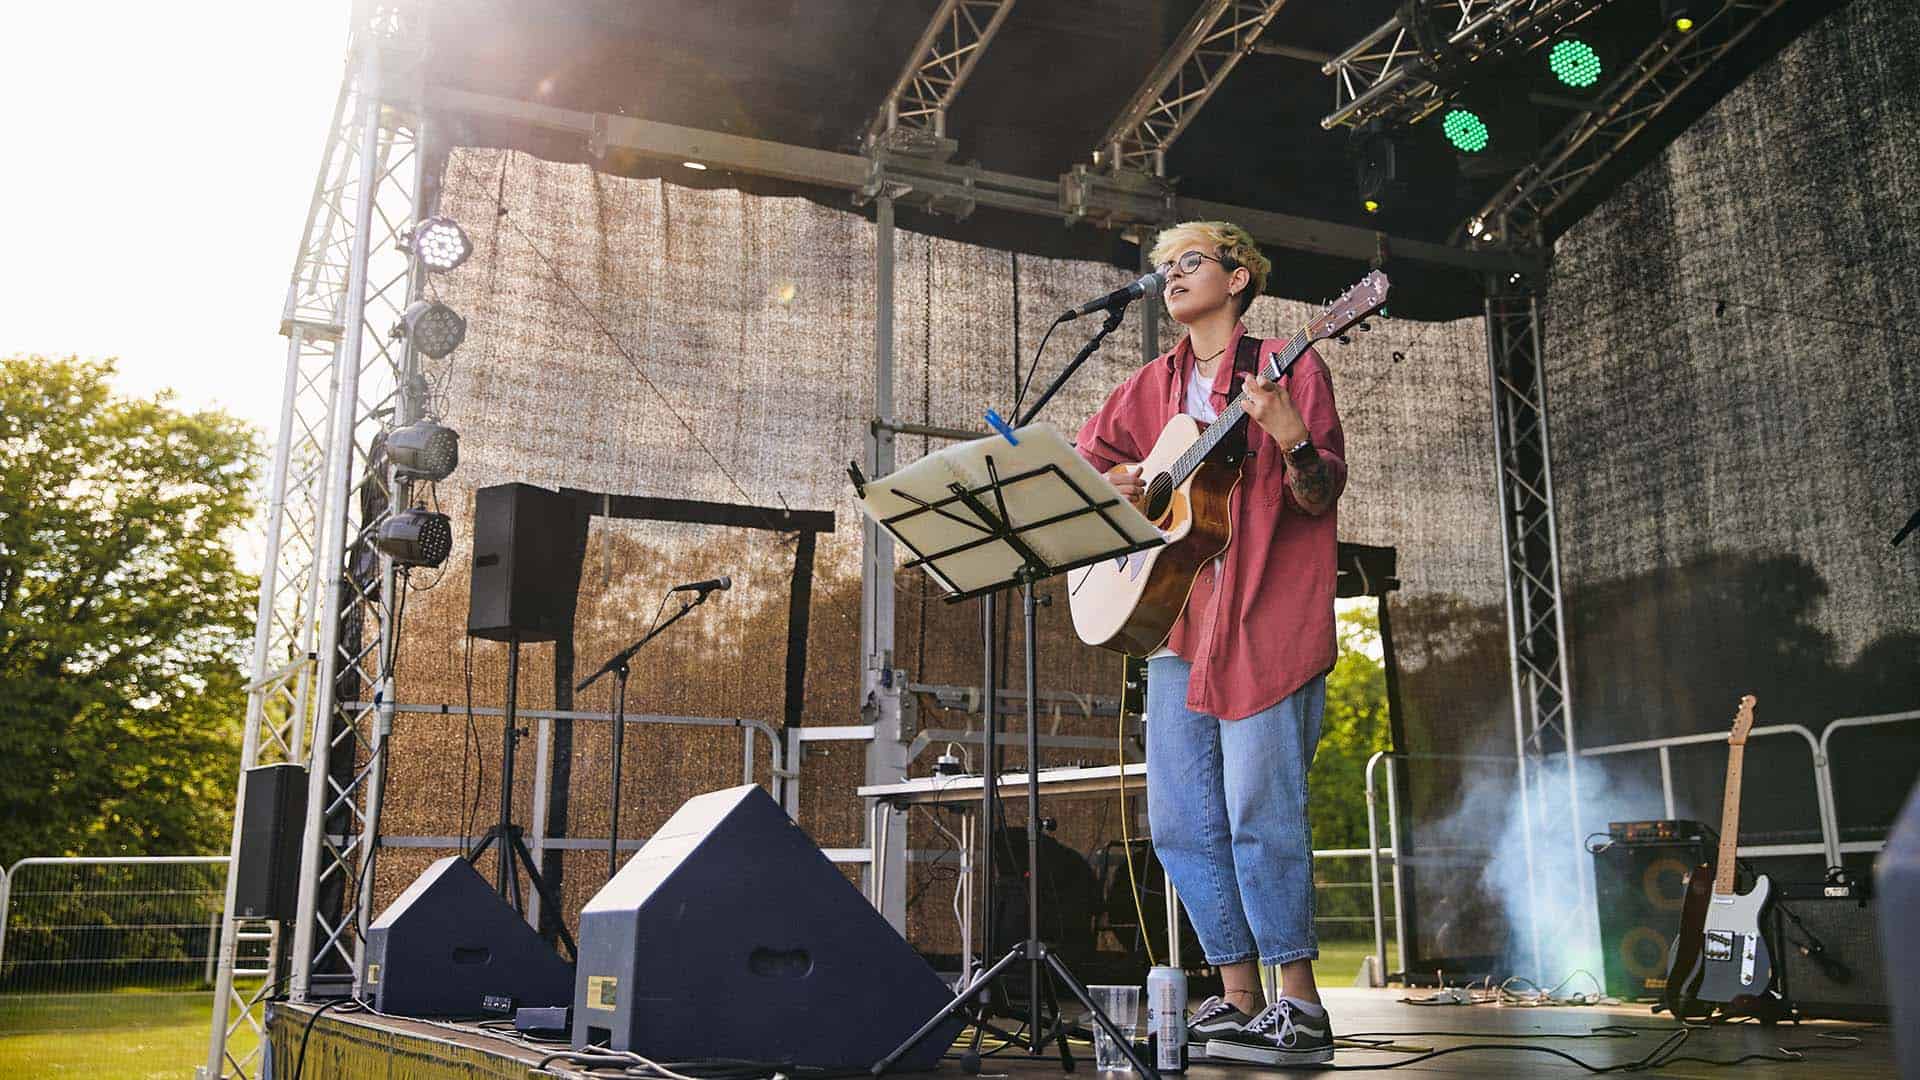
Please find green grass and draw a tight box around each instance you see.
[0,987,261,1079]
[1314,939,1385,986]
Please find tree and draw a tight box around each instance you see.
[0,355,258,868]
[1311,604,1391,850]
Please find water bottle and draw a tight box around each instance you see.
[1145,965,1188,1072]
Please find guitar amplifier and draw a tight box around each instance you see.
[1773,877,1887,1021]
[1591,825,1709,1001]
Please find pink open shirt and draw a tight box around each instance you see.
[1074,323,1347,720]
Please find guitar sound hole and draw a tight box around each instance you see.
[1143,475,1173,521]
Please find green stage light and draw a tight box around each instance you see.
[1549,39,1603,89]
[1442,108,1490,153]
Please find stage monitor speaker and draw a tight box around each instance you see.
[1772,881,1887,1021]
[232,763,308,921]
[1591,829,1709,1001]
[572,784,963,1070]
[467,482,586,642]
[364,857,573,1017]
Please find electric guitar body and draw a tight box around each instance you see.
[1067,415,1238,656]
[1659,861,1714,1018]
[1067,270,1390,654]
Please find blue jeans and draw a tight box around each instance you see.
[1146,656,1325,966]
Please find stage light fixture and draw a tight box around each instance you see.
[388,418,459,481]
[375,507,453,568]
[1548,38,1603,89]
[400,300,467,359]
[1662,0,1708,31]
[1442,107,1490,153]
[682,161,709,171]
[407,216,472,273]
[1363,199,1381,214]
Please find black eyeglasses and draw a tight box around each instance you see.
[1157,250,1232,277]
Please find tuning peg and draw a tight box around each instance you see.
[1337,334,1352,345]
[1357,321,1372,332]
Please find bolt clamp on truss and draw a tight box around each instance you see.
[1467,0,1792,247]
[1093,0,1292,176]
[1321,0,1614,131]
[867,0,1018,157]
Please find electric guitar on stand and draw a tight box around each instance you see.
[1668,695,1782,1017]
[1067,271,1389,654]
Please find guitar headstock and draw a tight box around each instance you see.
[1305,270,1390,343]
[1728,694,1757,746]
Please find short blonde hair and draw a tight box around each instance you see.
[1149,220,1270,316]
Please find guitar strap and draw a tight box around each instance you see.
[1219,334,1268,466]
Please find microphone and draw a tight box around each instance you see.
[670,575,731,594]
[1060,270,1165,321]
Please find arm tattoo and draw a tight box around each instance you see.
[1287,450,1332,512]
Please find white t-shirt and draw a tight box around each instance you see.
[1149,362,1224,660]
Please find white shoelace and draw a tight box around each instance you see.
[1190,995,1233,1024]
[1244,1001,1300,1047]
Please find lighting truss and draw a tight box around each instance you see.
[1467,0,1793,247]
[866,0,1017,157]
[1320,0,1615,132]
[1483,283,1587,979]
[203,5,434,1076]
[1092,0,1292,176]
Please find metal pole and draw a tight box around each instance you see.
[1365,751,1387,986]
[1023,578,1042,1044]
[1384,756,1408,978]
[609,667,629,879]
[290,48,384,1001]
[498,639,520,899]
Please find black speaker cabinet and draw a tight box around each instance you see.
[1774,881,1888,1021]
[232,763,308,921]
[364,857,573,1017]
[467,482,586,642]
[1592,833,1709,1000]
[572,784,962,1070]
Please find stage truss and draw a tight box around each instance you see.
[203,5,429,1075]
[1467,0,1794,247]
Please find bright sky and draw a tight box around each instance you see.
[1,2,353,441]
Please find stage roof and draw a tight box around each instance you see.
[422,0,1843,321]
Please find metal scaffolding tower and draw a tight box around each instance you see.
[1483,283,1585,979]
[203,4,431,1075]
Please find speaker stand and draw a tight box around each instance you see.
[466,635,576,960]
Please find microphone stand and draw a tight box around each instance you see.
[576,587,719,879]
[1020,304,1128,428]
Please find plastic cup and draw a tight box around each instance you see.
[1088,984,1141,1071]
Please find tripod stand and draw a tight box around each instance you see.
[466,634,576,959]
[575,587,718,879]
[856,422,1163,1078]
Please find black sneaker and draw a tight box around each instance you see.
[1204,1000,1334,1066]
[1186,995,1253,1059]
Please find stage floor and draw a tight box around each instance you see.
[269,988,1893,1079]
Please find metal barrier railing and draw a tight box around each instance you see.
[0,856,234,991]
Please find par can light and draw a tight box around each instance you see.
[400,300,467,359]
[388,419,459,481]
[375,507,453,568]
[408,215,472,273]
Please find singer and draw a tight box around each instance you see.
[1073,221,1347,1066]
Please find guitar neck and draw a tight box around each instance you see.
[1168,327,1310,487]
[1713,743,1746,894]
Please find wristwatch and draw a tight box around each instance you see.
[1285,436,1316,467]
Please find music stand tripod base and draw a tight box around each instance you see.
[856,423,1164,1079]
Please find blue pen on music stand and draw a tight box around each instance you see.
[984,409,1019,446]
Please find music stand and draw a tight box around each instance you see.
[855,423,1164,1077]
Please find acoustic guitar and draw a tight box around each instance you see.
[1067,271,1388,655]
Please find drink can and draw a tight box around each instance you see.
[1145,965,1187,1072]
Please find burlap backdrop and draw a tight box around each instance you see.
[366,145,1498,949]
